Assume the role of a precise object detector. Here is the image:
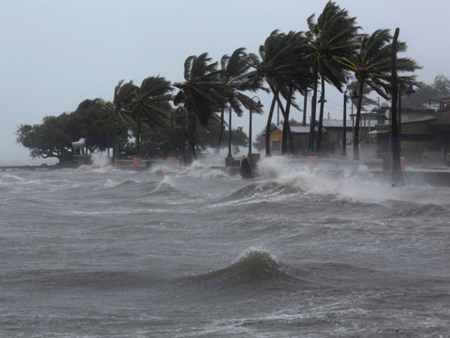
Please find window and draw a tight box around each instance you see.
[272,139,280,151]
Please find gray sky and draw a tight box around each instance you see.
[1,0,448,164]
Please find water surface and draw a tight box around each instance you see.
[1,157,449,337]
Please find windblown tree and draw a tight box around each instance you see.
[173,53,225,159]
[279,32,314,155]
[117,76,173,157]
[16,114,76,163]
[247,30,313,156]
[306,1,360,153]
[215,47,267,155]
[16,99,115,164]
[334,29,421,160]
[73,98,115,151]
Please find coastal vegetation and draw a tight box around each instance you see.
[16,1,425,164]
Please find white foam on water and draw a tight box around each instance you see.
[90,151,111,168]
[0,173,25,183]
[256,156,450,206]
[156,174,175,191]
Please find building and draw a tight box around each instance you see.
[374,106,450,165]
[269,120,353,157]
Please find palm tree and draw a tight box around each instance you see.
[247,30,313,156]
[215,48,266,155]
[113,79,137,114]
[334,29,421,160]
[280,33,314,155]
[173,53,224,159]
[306,1,360,153]
[101,80,137,158]
[117,77,173,157]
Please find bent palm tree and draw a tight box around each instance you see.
[306,1,360,153]
[173,53,224,159]
[215,48,266,155]
[334,29,421,160]
[117,77,173,157]
[247,30,313,156]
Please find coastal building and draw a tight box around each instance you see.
[267,102,450,166]
[374,106,450,165]
[269,120,354,157]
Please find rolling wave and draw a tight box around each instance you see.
[0,174,24,183]
[401,203,449,217]
[183,249,306,293]
[219,180,301,203]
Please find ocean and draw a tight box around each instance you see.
[1,156,449,337]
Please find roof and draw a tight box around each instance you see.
[271,125,326,134]
[322,120,352,128]
[290,126,313,133]
[419,103,440,111]
[272,122,351,134]
[401,116,436,124]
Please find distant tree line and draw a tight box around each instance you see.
[402,74,450,109]
[17,1,423,164]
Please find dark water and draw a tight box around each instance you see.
[1,156,449,337]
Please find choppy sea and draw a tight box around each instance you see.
[1,156,449,337]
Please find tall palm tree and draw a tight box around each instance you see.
[102,80,137,158]
[247,30,313,156]
[215,48,267,155]
[334,29,421,160]
[306,1,360,153]
[117,76,173,157]
[173,53,224,159]
[113,79,137,114]
[280,33,314,155]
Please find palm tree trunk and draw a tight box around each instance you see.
[264,95,277,157]
[391,27,404,186]
[189,114,197,159]
[353,80,365,160]
[135,111,142,157]
[281,100,289,155]
[302,90,308,126]
[215,107,225,155]
[275,94,293,155]
[317,77,325,153]
[287,107,295,155]
[282,115,288,155]
[281,87,294,155]
[309,74,319,153]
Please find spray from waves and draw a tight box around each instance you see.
[156,175,175,191]
[74,151,123,174]
[142,175,198,201]
[142,158,230,179]
[90,151,111,168]
[103,178,120,188]
[255,156,450,206]
[175,161,229,180]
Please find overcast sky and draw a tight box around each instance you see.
[1,0,448,165]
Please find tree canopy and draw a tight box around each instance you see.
[16,1,425,163]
